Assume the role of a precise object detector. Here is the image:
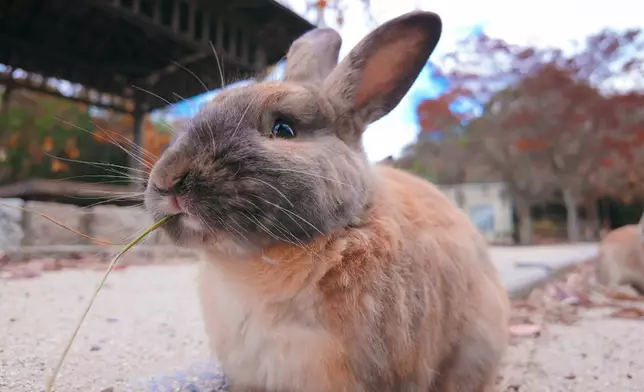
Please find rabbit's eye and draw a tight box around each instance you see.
[272,119,295,138]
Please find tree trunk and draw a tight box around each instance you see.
[515,201,533,245]
[584,198,599,240]
[563,188,580,243]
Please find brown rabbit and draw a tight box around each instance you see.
[145,11,509,392]
[596,214,644,295]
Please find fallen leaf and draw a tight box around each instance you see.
[509,323,542,337]
[610,307,644,320]
[40,259,64,271]
[605,290,644,302]
[113,265,129,271]
[0,270,41,280]
[511,300,537,311]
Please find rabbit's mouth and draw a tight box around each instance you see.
[176,213,203,232]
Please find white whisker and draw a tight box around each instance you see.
[209,41,226,89]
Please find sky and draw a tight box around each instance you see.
[166,0,644,162]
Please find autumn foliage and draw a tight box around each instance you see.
[400,28,644,244]
[0,89,172,185]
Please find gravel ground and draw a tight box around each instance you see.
[0,263,216,392]
[1,260,643,392]
[500,262,644,392]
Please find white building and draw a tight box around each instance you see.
[437,182,514,244]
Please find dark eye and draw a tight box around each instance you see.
[272,119,295,138]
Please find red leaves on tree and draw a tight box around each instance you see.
[412,26,644,203]
[514,138,550,152]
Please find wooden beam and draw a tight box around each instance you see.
[0,179,140,201]
[87,0,256,70]
[0,82,15,141]
[216,16,225,56]
[138,51,210,87]
[44,0,85,47]
[0,75,134,114]
[152,0,162,23]
[129,108,146,176]
[201,11,211,46]
[187,1,196,39]
[171,0,181,33]
[1,33,148,78]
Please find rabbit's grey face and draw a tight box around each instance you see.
[145,11,442,253]
[144,82,372,251]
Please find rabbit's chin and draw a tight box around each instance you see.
[163,214,259,258]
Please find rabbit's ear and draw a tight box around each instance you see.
[322,11,441,128]
[284,28,342,83]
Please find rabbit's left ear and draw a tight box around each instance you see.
[322,11,442,127]
[284,28,343,83]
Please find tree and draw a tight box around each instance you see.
[302,0,376,28]
[415,28,644,243]
[0,89,172,185]
[415,84,556,245]
[497,65,613,242]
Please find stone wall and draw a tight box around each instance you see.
[0,199,172,249]
[0,198,25,249]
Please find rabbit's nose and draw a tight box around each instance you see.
[167,194,184,213]
[154,171,189,195]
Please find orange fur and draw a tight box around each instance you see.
[199,166,509,391]
[146,11,511,392]
[597,216,644,295]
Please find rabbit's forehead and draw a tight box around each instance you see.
[211,81,319,111]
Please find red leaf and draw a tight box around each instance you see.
[610,307,644,319]
[509,323,542,337]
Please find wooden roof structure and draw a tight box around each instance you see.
[0,0,314,203]
[0,0,314,113]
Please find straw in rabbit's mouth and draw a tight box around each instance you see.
[45,214,177,392]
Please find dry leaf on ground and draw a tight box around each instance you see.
[605,290,644,302]
[610,307,644,320]
[509,323,542,337]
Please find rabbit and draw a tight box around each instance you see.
[596,213,644,296]
[144,11,510,392]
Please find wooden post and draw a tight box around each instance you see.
[130,107,145,183]
[0,81,15,143]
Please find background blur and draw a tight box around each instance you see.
[1,2,643,392]
[0,0,643,246]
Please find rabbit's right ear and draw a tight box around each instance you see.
[284,28,342,83]
[322,12,442,136]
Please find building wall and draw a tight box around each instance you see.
[437,182,514,244]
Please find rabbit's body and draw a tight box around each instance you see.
[145,11,509,392]
[597,219,644,295]
[198,166,508,392]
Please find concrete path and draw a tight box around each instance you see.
[0,243,603,392]
[490,243,598,298]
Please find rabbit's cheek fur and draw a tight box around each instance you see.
[145,117,374,253]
